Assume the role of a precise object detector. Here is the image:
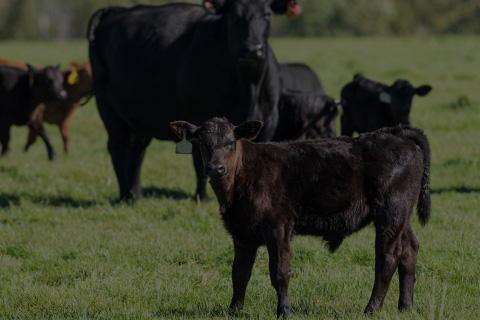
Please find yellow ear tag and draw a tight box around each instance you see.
[175,130,193,154]
[67,67,80,85]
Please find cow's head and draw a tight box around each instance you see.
[171,117,263,179]
[380,79,432,125]
[28,64,67,101]
[220,0,298,62]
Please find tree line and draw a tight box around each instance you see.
[0,0,478,40]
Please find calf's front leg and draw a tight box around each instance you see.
[230,241,258,311]
[265,225,293,318]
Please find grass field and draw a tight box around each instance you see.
[0,36,479,319]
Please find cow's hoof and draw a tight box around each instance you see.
[229,300,244,312]
[364,304,381,315]
[277,305,293,318]
[398,301,413,311]
[195,193,210,203]
[48,153,56,161]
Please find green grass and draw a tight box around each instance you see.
[0,37,479,319]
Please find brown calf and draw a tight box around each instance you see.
[171,117,431,317]
[0,59,92,157]
[0,64,66,159]
[25,61,92,155]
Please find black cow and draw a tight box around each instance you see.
[88,0,299,201]
[0,64,66,159]
[171,117,431,317]
[340,74,432,136]
[272,88,338,140]
[279,63,324,93]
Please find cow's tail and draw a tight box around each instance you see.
[390,125,431,226]
[87,6,124,95]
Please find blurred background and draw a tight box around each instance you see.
[0,0,479,40]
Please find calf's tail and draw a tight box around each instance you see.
[393,125,431,225]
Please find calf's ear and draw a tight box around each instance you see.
[235,120,264,141]
[415,85,432,96]
[170,121,199,141]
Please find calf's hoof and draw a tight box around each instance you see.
[48,152,56,161]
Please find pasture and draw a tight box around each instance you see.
[0,36,479,319]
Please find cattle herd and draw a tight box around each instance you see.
[0,0,434,317]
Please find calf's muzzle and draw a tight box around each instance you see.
[205,162,227,179]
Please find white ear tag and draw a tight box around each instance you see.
[175,130,193,154]
[379,92,391,104]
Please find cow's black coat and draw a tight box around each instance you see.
[88,0,297,200]
[171,117,431,317]
[279,62,324,93]
[340,74,432,136]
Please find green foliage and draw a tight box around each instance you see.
[0,0,479,39]
[0,37,479,319]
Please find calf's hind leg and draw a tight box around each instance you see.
[364,225,402,314]
[398,226,419,311]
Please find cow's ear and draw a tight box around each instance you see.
[235,120,264,141]
[415,85,432,96]
[26,64,39,75]
[170,121,199,141]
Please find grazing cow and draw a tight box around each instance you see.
[88,0,301,200]
[0,64,66,159]
[279,63,324,93]
[25,61,93,155]
[171,117,431,317]
[340,74,432,136]
[273,88,338,141]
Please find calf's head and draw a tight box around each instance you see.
[381,79,431,125]
[220,0,298,62]
[66,61,93,96]
[28,64,67,101]
[307,98,338,139]
[171,118,263,179]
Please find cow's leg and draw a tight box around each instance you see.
[0,124,11,156]
[96,93,131,200]
[125,135,152,199]
[265,225,293,317]
[340,114,354,137]
[24,127,39,152]
[192,144,209,201]
[365,225,402,313]
[229,241,258,311]
[398,226,419,311]
[36,125,56,160]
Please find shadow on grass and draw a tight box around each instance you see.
[142,186,192,200]
[431,186,480,194]
[0,194,21,208]
[0,192,99,208]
